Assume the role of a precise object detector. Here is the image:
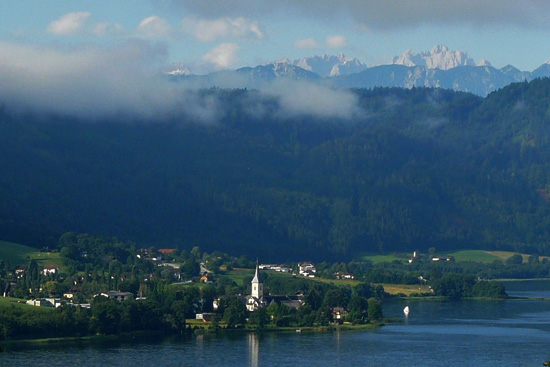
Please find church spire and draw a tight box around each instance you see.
[251,258,263,300]
[252,258,260,283]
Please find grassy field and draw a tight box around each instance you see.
[0,240,37,265]
[446,250,500,263]
[227,268,254,286]
[357,254,406,264]
[309,277,361,287]
[0,239,63,269]
[28,251,64,268]
[487,251,549,263]
[376,283,432,296]
[0,297,56,311]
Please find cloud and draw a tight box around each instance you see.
[326,35,347,49]
[159,0,550,29]
[261,81,363,120]
[202,43,241,70]
[137,16,176,39]
[295,38,319,49]
[47,12,91,35]
[182,16,263,42]
[0,40,221,122]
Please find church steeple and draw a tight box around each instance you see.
[251,259,263,300]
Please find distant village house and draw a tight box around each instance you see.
[42,266,59,276]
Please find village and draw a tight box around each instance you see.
[5,250,369,326]
[1,235,389,336]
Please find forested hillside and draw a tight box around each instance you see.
[3,80,550,260]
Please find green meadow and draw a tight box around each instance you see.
[0,240,63,269]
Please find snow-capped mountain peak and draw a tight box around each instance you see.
[162,62,193,76]
[392,45,477,70]
[273,54,367,77]
[274,58,292,65]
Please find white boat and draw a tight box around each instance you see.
[403,306,410,316]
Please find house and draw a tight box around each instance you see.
[158,262,181,269]
[42,266,59,276]
[298,262,316,277]
[265,295,304,310]
[260,264,291,273]
[26,299,55,307]
[334,272,355,280]
[432,257,451,262]
[100,291,133,301]
[15,265,27,278]
[196,313,214,322]
[331,307,348,323]
[44,298,63,308]
[158,248,176,255]
[200,272,214,284]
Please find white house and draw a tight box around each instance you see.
[42,266,59,276]
[298,262,316,277]
[100,291,133,301]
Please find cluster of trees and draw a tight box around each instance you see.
[0,232,390,340]
[431,274,507,300]
[5,81,550,259]
[0,284,210,341]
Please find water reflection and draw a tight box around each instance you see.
[3,288,550,367]
[248,333,259,367]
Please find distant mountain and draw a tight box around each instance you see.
[531,62,550,79]
[7,80,550,259]
[330,64,535,96]
[292,54,367,77]
[167,45,550,96]
[236,61,321,81]
[163,62,193,76]
[392,44,476,70]
[167,61,320,89]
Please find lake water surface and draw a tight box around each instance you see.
[2,280,550,367]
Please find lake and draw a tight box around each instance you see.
[2,280,550,367]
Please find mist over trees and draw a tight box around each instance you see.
[3,80,550,260]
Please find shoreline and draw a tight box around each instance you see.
[494,278,550,282]
[0,321,389,349]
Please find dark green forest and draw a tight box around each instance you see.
[3,79,550,260]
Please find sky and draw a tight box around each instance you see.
[2,1,550,120]
[2,0,550,73]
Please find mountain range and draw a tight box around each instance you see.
[165,45,550,96]
[5,79,550,260]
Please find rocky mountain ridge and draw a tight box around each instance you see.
[164,45,550,96]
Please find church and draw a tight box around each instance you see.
[246,261,304,312]
[246,261,264,311]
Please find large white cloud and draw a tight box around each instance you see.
[326,35,347,49]
[202,43,241,70]
[0,41,220,121]
[182,16,263,42]
[47,12,91,35]
[157,0,550,29]
[261,81,363,120]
